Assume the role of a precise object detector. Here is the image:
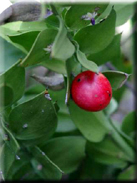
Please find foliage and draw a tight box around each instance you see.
[0,1,135,181]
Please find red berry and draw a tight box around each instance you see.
[71,70,112,112]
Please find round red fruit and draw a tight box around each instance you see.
[71,70,112,112]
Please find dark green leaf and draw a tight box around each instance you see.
[9,31,40,53]
[11,162,37,180]
[0,62,25,107]
[86,136,129,167]
[40,136,86,173]
[117,165,136,180]
[65,4,109,30]
[30,146,63,180]
[51,16,75,61]
[0,126,20,178]
[87,34,121,65]
[0,28,40,54]
[20,29,57,67]
[74,9,116,54]
[9,91,57,140]
[103,70,131,90]
[6,151,32,180]
[46,14,60,28]
[68,100,109,142]
[75,157,116,180]
[0,85,14,107]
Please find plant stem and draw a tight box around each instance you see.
[108,118,135,163]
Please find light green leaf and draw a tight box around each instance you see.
[87,34,122,65]
[114,4,134,26]
[0,37,25,73]
[39,136,86,173]
[121,111,135,137]
[20,29,57,67]
[9,92,57,140]
[104,97,118,117]
[69,100,109,142]
[40,58,66,75]
[76,46,98,73]
[103,70,131,90]
[65,4,109,30]
[0,61,25,107]
[51,16,75,61]
[74,9,116,54]
[0,21,48,36]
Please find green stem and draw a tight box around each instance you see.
[108,119,135,162]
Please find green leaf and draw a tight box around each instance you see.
[68,100,109,142]
[103,70,131,90]
[114,4,134,26]
[117,165,136,180]
[51,16,75,61]
[74,9,116,54]
[0,62,25,107]
[109,120,135,162]
[104,97,118,117]
[39,136,86,174]
[86,135,129,168]
[30,146,63,180]
[0,126,20,178]
[49,89,68,114]
[20,29,58,67]
[0,37,25,73]
[0,21,48,36]
[46,14,60,28]
[65,4,109,30]
[40,58,66,75]
[56,112,76,133]
[0,28,40,54]
[0,85,14,107]
[121,111,135,137]
[76,157,117,180]
[11,162,37,180]
[95,3,134,27]
[49,89,77,133]
[9,31,40,53]
[6,151,32,180]
[87,34,122,65]
[9,92,57,140]
[76,46,98,73]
